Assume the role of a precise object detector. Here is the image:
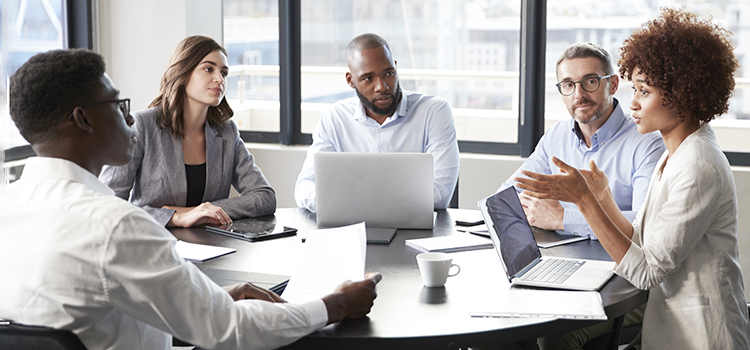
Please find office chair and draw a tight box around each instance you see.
[449,180,459,209]
[0,320,87,350]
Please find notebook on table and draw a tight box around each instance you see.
[405,234,493,253]
[478,187,615,291]
[314,152,434,229]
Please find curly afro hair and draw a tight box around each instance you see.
[9,49,106,144]
[618,8,739,125]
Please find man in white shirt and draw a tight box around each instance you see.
[294,33,460,212]
[0,49,380,350]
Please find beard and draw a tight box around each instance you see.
[570,97,609,125]
[355,84,401,117]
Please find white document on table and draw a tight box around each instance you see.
[470,289,607,320]
[174,240,236,261]
[281,222,366,303]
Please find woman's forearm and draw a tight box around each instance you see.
[576,191,632,263]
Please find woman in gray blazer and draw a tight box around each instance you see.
[100,36,275,227]
[521,9,749,350]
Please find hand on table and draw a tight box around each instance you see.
[518,192,564,231]
[322,272,382,324]
[168,202,232,228]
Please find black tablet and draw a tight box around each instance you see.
[455,214,485,226]
[206,218,297,242]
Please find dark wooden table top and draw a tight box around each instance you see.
[171,208,646,350]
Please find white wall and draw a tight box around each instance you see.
[94,0,222,111]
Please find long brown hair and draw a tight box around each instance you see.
[150,35,233,138]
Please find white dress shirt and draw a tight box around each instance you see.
[615,125,749,349]
[0,157,327,350]
[294,90,460,212]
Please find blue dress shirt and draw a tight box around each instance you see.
[295,90,460,212]
[500,99,665,239]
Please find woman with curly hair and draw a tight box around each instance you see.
[519,8,749,349]
[100,36,276,228]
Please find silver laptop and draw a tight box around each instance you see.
[315,152,434,229]
[478,187,615,291]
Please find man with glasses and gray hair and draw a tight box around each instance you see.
[497,42,664,239]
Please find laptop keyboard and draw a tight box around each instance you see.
[518,258,586,284]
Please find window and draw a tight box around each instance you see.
[223,0,523,144]
[545,0,750,153]
[222,0,281,134]
[1,0,67,151]
[222,0,750,165]
[298,0,521,143]
[1,0,91,184]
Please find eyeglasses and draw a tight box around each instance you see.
[68,98,130,120]
[556,75,613,96]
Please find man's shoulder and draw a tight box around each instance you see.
[328,96,361,111]
[542,118,575,136]
[319,96,361,121]
[404,90,449,107]
[77,192,163,232]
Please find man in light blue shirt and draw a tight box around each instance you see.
[500,43,664,239]
[295,33,460,212]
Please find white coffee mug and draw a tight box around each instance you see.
[416,252,461,287]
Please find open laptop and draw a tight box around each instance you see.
[315,152,434,229]
[478,187,615,291]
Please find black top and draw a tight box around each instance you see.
[185,163,206,207]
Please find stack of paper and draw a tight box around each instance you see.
[175,241,236,261]
[405,234,493,253]
[281,222,367,303]
[470,289,607,320]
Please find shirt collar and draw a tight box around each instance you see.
[354,89,407,125]
[21,157,115,196]
[570,98,627,146]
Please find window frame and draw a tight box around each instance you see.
[3,0,92,163]
[237,0,750,167]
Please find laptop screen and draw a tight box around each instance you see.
[314,152,434,229]
[484,187,542,278]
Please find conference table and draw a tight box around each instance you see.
[171,208,647,350]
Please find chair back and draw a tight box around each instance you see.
[0,320,87,350]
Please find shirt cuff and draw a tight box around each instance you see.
[302,299,328,330]
[614,241,643,282]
